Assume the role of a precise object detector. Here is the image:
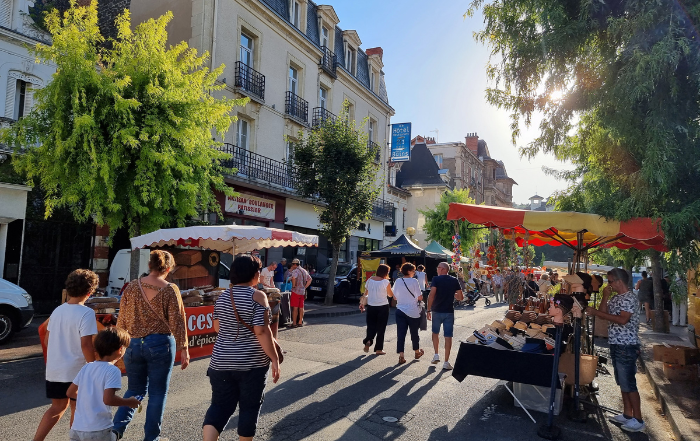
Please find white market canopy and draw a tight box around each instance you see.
[130,225,319,254]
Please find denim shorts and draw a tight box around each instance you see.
[610,344,640,393]
[431,312,455,337]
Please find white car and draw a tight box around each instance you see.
[0,278,34,344]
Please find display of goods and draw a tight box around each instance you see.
[529,323,542,330]
[514,321,528,331]
[452,233,462,268]
[175,250,202,266]
[521,311,538,323]
[497,231,507,269]
[487,245,497,275]
[505,310,521,321]
[172,264,210,280]
[94,307,118,314]
[503,318,515,328]
[194,285,215,293]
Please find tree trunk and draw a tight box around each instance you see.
[624,265,633,291]
[650,250,666,333]
[325,247,340,306]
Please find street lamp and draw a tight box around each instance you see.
[406,227,418,245]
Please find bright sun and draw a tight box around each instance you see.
[549,90,564,102]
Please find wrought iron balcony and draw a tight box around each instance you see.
[312,107,337,128]
[285,91,308,124]
[234,61,265,100]
[371,199,394,222]
[218,143,297,189]
[319,46,337,77]
[368,140,381,163]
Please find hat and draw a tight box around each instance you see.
[562,274,584,284]
[291,258,301,264]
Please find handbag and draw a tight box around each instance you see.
[229,289,284,364]
[401,279,428,331]
[558,334,597,385]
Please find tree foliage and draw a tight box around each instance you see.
[2,1,243,237]
[420,189,485,255]
[292,104,380,305]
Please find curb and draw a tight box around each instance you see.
[304,309,362,318]
[638,354,691,441]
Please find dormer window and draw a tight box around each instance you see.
[345,47,356,75]
[291,0,301,28]
[321,26,330,48]
[370,70,377,92]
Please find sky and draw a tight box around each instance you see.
[330,0,574,204]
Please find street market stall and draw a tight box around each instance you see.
[445,203,666,439]
[40,225,318,370]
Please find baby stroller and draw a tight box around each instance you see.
[456,279,491,307]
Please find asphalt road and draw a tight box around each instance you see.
[0,301,673,440]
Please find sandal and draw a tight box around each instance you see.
[415,349,425,360]
[398,355,406,365]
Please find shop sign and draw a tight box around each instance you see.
[225,194,276,219]
[391,122,411,162]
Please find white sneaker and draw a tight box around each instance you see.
[431,354,440,364]
[443,361,453,370]
[621,418,645,433]
[608,414,631,424]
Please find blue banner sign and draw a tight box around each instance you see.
[390,123,411,162]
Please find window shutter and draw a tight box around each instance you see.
[23,84,33,116]
[0,0,12,28]
[5,76,16,119]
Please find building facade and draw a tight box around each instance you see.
[129,0,396,270]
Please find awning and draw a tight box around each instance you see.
[424,240,454,258]
[131,225,319,254]
[446,204,666,252]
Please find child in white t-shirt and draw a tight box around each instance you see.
[67,327,140,441]
[33,269,99,441]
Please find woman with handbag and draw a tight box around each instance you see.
[360,263,393,355]
[392,263,426,364]
[203,254,281,441]
[113,250,189,441]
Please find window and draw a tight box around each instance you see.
[346,102,355,123]
[13,80,32,120]
[370,71,377,92]
[240,33,254,67]
[237,119,249,150]
[288,66,298,95]
[368,120,375,142]
[319,87,327,110]
[434,154,443,168]
[321,26,330,48]
[286,140,295,165]
[345,47,356,74]
[291,1,301,28]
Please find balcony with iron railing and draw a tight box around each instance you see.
[218,143,296,189]
[285,91,308,124]
[319,46,337,77]
[234,61,265,101]
[312,107,337,128]
[368,140,381,163]
[371,199,394,222]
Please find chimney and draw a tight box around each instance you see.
[465,132,479,155]
[366,47,384,60]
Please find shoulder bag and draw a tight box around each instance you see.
[137,278,172,334]
[230,289,284,364]
[401,279,428,331]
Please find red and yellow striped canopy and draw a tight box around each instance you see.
[446,204,666,251]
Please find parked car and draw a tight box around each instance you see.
[0,278,34,344]
[308,264,360,303]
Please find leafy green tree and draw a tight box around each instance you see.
[2,1,243,239]
[420,189,485,256]
[467,0,700,331]
[293,104,380,305]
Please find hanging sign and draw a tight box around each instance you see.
[390,123,411,162]
[225,194,276,220]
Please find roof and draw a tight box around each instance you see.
[396,143,449,188]
[529,195,545,200]
[368,234,442,258]
[477,139,491,159]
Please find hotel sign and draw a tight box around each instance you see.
[390,123,411,162]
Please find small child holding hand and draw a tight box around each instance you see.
[66,328,140,441]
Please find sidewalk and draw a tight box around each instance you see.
[638,323,700,441]
[303,300,361,318]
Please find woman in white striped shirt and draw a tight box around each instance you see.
[202,255,280,441]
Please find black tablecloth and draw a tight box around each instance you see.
[452,342,559,388]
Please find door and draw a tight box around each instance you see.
[319,87,327,110]
[240,33,253,67]
[237,119,249,173]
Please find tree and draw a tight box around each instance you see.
[2,1,242,239]
[420,189,485,256]
[293,105,380,305]
[467,0,700,331]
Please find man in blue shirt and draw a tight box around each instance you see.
[274,258,286,290]
[427,262,464,370]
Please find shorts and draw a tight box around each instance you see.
[69,428,117,441]
[290,293,305,308]
[431,312,455,337]
[610,344,640,393]
[46,381,74,400]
